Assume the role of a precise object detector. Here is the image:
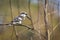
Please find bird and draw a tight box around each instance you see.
[8,11,33,30]
[11,11,27,24]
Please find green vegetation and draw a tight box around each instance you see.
[0,0,60,40]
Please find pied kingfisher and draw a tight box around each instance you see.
[11,12,27,24]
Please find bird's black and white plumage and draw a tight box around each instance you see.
[11,12,27,24]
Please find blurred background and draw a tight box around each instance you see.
[0,0,60,40]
